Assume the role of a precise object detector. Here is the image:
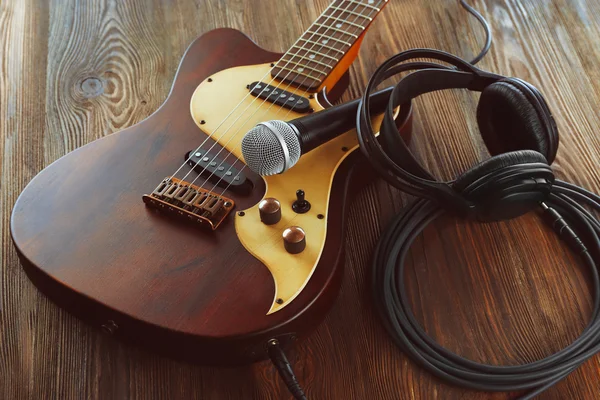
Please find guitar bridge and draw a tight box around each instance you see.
[143,177,235,230]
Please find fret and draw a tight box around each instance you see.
[297,39,345,54]
[272,0,389,91]
[347,0,380,12]
[306,30,352,47]
[314,22,358,39]
[280,54,335,69]
[330,6,373,21]
[290,46,340,61]
[274,65,325,80]
[275,61,329,76]
[328,18,363,30]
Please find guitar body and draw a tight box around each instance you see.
[10,28,388,365]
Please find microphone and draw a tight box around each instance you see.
[241,87,393,176]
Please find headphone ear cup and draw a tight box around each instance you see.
[453,150,552,221]
[454,150,547,192]
[477,81,553,162]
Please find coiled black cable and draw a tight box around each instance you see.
[353,2,600,398]
[371,181,600,399]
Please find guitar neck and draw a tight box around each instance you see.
[272,0,388,91]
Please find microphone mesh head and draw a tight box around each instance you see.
[241,121,301,176]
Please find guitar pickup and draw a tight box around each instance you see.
[186,150,251,194]
[248,81,311,113]
[143,177,235,231]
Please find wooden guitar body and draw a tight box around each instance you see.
[10,28,402,365]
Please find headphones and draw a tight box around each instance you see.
[356,48,559,221]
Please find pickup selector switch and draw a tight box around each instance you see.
[259,198,282,225]
[292,190,311,214]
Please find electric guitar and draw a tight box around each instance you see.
[11,0,409,364]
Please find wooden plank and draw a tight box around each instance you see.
[2,0,600,398]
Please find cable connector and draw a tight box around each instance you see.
[267,339,308,400]
[541,202,588,254]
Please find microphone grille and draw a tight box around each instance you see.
[241,121,301,176]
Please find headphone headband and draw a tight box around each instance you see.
[381,69,502,181]
[356,48,557,220]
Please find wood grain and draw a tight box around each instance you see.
[2,0,600,399]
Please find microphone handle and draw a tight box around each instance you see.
[290,86,394,153]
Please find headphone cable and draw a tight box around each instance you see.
[372,180,600,399]
[461,0,492,65]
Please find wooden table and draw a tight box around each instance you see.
[2,0,600,398]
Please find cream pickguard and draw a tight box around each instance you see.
[190,63,382,314]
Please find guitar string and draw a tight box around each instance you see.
[194,0,369,191]
[202,1,381,194]
[174,0,358,186]
[212,2,383,196]
[167,0,343,181]
[186,0,369,190]
[276,2,388,123]
[211,4,384,312]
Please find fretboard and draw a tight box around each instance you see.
[271,0,388,91]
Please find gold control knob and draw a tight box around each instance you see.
[259,198,281,225]
[283,226,306,254]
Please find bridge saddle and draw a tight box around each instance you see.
[143,177,235,230]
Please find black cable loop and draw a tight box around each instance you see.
[371,187,600,399]
[357,6,600,399]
